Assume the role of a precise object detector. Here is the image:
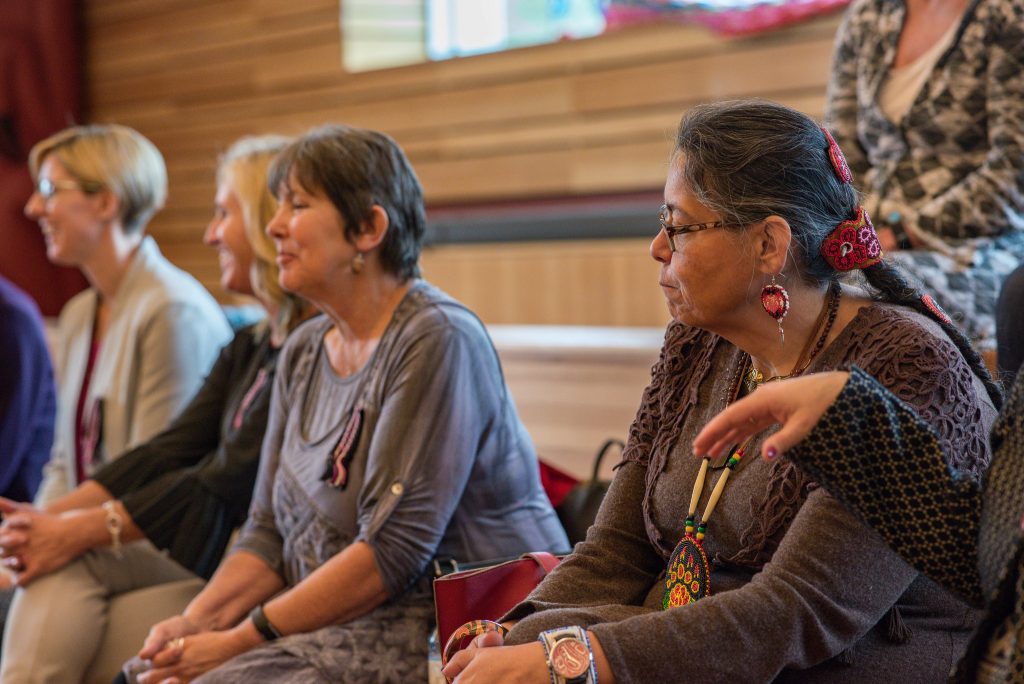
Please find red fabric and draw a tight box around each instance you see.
[74,335,101,483]
[604,0,850,37]
[0,0,86,316]
[538,459,580,509]
[433,552,561,654]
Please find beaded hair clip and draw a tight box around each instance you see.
[822,127,853,185]
[820,206,883,272]
[921,294,953,325]
[819,127,883,271]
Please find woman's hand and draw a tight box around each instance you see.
[0,504,88,584]
[444,640,550,684]
[139,615,202,661]
[136,629,254,684]
[693,372,851,461]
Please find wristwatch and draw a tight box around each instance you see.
[538,626,597,684]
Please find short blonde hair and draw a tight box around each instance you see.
[29,124,167,233]
[217,135,306,335]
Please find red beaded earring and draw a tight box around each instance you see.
[761,275,790,345]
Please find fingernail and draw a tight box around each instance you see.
[766,446,778,460]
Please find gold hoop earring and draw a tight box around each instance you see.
[352,252,365,275]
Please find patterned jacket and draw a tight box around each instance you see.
[825,0,1024,246]
[787,367,1024,681]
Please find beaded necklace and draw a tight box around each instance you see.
[662,283,841,609]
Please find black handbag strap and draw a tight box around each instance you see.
[590,438,625,484]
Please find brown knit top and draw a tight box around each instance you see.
[505,302,997,683]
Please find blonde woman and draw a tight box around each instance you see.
[23,124,232,507]
[0,136,309,683]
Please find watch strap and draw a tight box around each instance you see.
[250,603,283,641]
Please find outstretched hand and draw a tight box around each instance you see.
[693,372,851,462]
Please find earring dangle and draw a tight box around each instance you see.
[351,252,365,275]
[760,274,790,346]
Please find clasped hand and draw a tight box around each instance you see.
[129,614,250,684]
[0,497,81,585]
[441,630,550,684]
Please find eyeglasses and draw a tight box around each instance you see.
[36,178,103,200]
[658,204,725,252]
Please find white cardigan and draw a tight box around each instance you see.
[36,237,232,507]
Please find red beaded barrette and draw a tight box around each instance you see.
[921,294,953,325]
[820,206,883,272]
[822,127,853,185]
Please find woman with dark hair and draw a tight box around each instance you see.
[130,124,567,683]
[444,100,1000,683]
[0,135,311,684]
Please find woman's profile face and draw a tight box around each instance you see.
[651,154,758,332]
[266,170,354,300]
[24,156,106,268]
[204,182,255,296]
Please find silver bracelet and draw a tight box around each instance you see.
[101,500,123,559]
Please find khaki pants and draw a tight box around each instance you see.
[0,541,199,684]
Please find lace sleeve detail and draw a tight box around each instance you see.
[787,366,984,605]
[850,308,992,481]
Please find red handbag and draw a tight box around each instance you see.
[433,551,561,651]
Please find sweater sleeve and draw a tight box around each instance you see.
[504,461,666,621]
[93,330,238,500]
[785,366,984,605]
[510,485,922,682]
[353,312,527,598]
[92,329,270,573]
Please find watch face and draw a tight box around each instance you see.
[550,638,590,679]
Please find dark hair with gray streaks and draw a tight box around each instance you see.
[269,124,424,281]
[675,100,1001,407]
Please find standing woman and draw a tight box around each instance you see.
[23,124,231,507]
[132,125,568,683]
[0,136,310,683]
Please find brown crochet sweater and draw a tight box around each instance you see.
[505,303,997,683]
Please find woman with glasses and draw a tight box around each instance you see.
[22,124,231,512]
[0,136,311,684]
[444,100,1000,683]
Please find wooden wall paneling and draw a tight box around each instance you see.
[83,0,844,324]
[419,239,669,326]
[490,325,664,476]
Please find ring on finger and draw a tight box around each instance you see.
[169,637,185,650]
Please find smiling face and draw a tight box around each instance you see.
[650,153,761,333]
[265,171,354,300]
[204,182,255,296]
[24,156,107,267]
